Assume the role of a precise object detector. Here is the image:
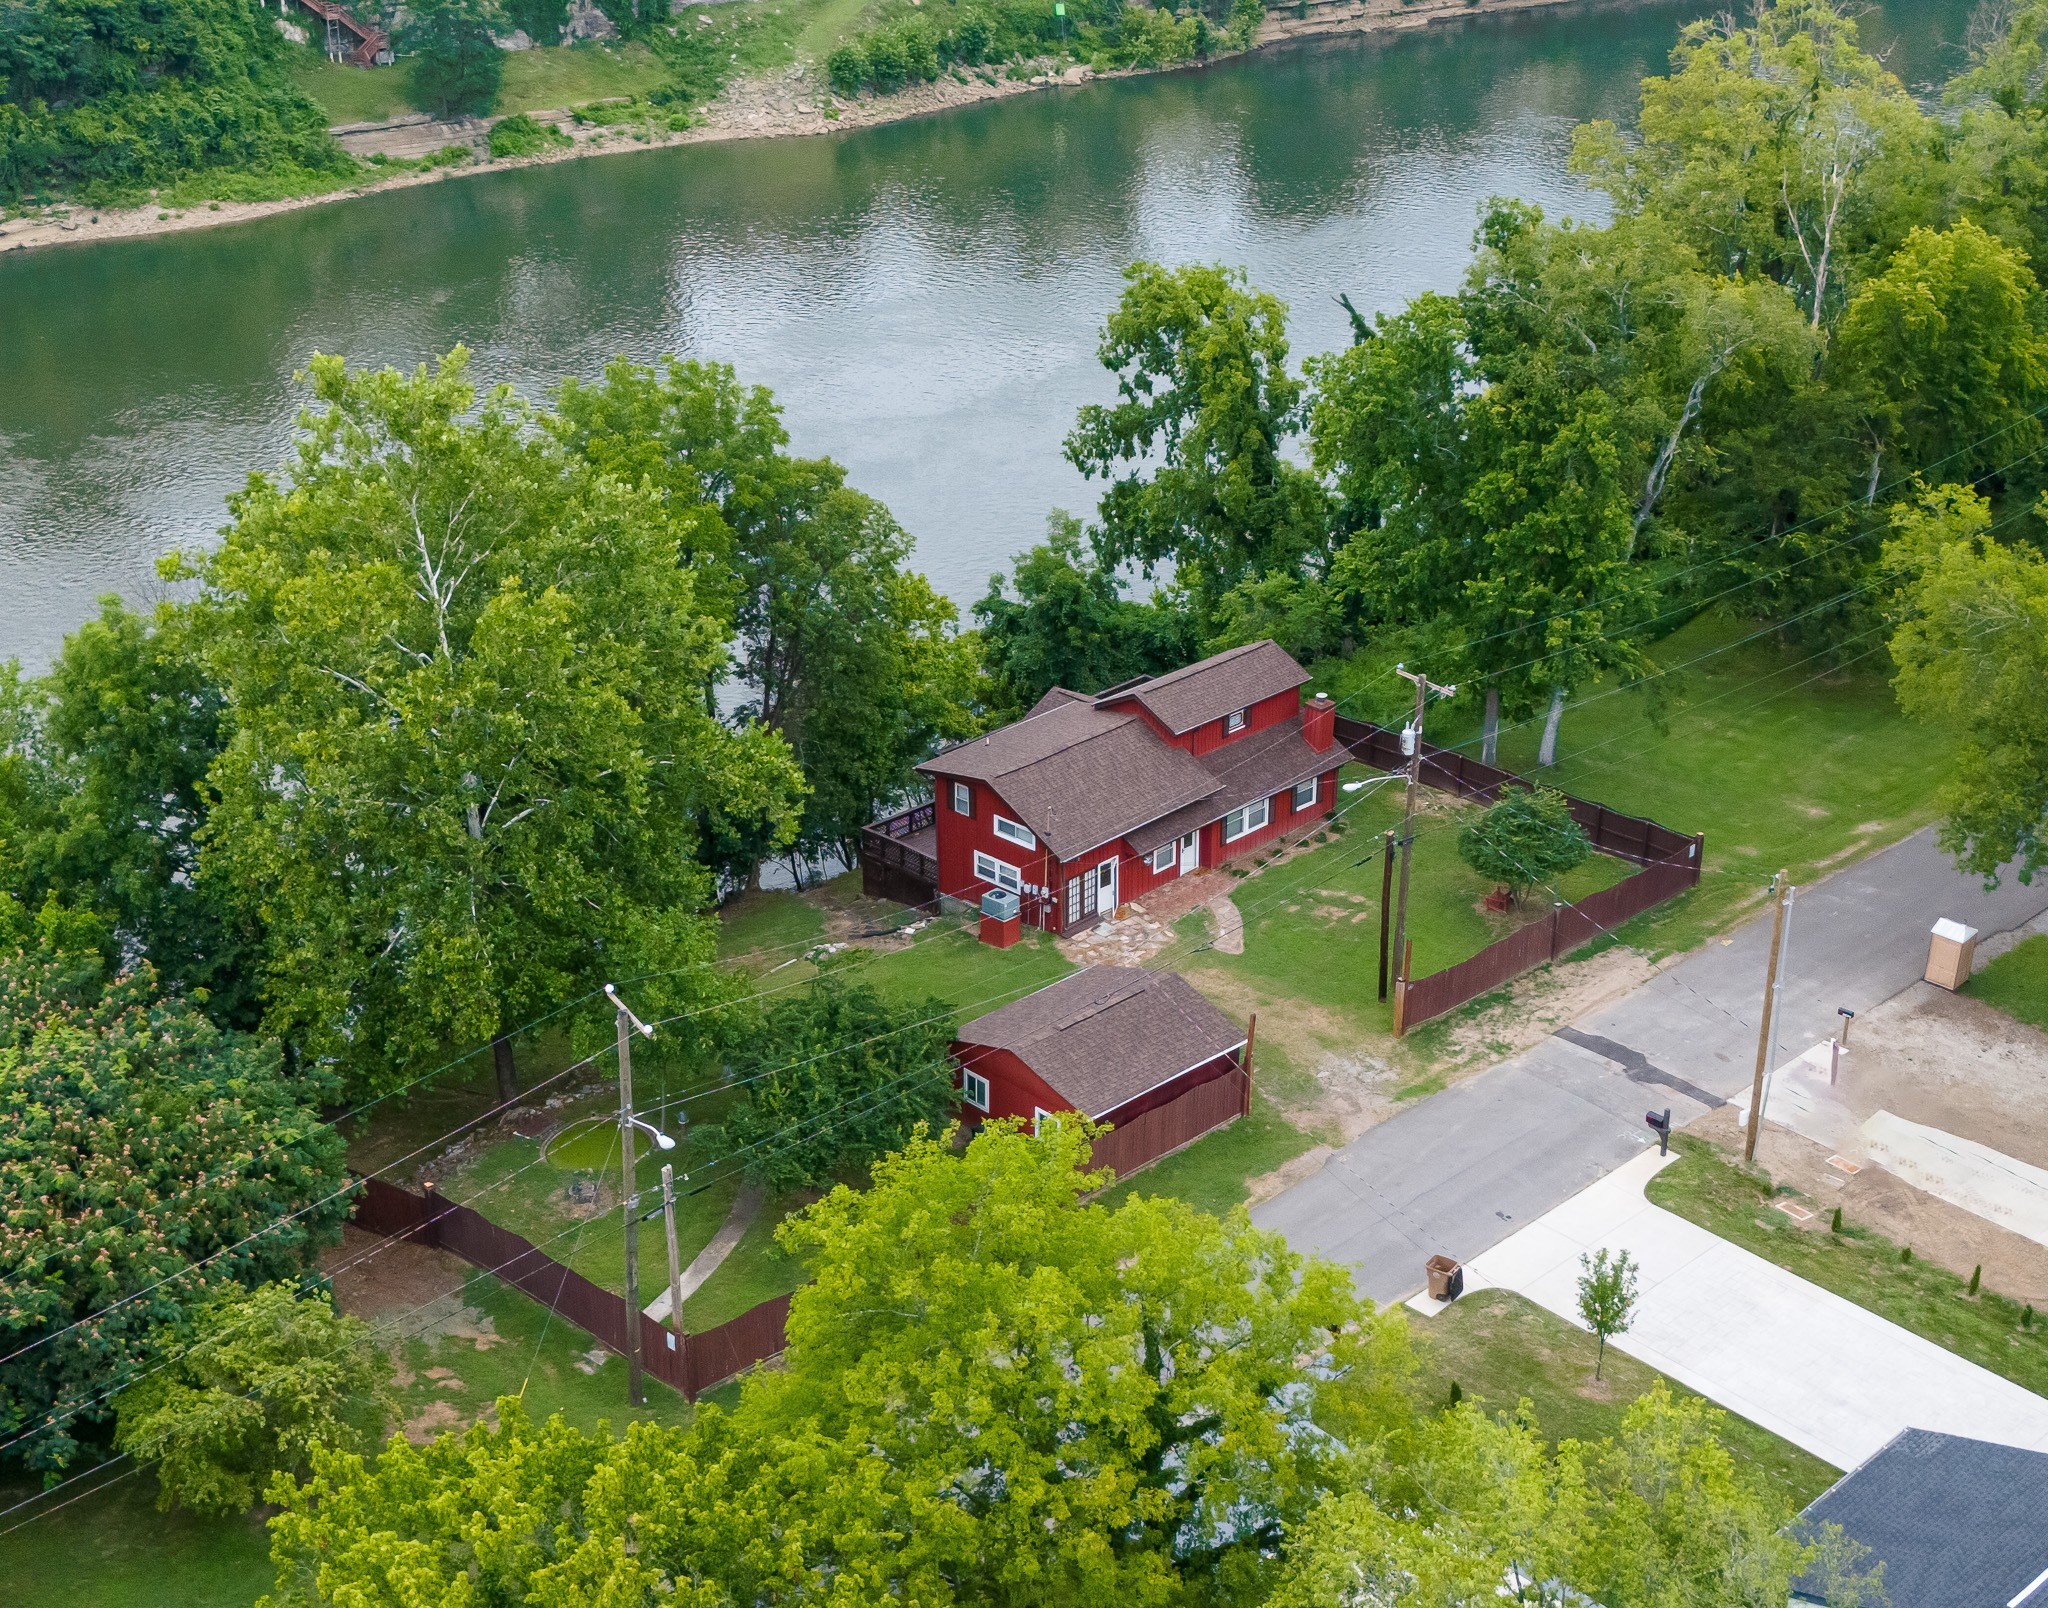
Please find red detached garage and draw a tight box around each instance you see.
[951,966,1252,1181]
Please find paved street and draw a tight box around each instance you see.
[1447,1150,2048,1470]
[1251,827,2048,1304]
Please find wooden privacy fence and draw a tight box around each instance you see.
[1332,717,1700,866]
[1088,1067,1251,1180]
[352,1175,790,1400]
[1329,716,1704,1033]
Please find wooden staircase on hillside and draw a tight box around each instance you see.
[291,0,392,66]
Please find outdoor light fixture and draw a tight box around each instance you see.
[628,1115,676,1151]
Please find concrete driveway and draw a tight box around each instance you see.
[1251,827,2048,1305]
[1442,1149,2048,1470]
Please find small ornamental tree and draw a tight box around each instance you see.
[114,1282,394,1516]
[1576,1245,1640,1380]
[0,920,349,1472]
[714,982,958,1192]
[1458,785,1592,905]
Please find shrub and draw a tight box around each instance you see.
[1457,786,1592,905]
[487,112,569,158]
[954,9,997,62]
[113,1283,394,1516]
[899,20,942,82]
[827,42,868,96]
[864,28,910,91]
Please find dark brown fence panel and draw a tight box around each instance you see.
[1089,1069,1249,1180]
[1397,853,1706,1033]
[1331,716,1700,869]
[681,1294,795,1397]
[350,1177,786,1400]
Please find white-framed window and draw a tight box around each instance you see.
[992,814,1036,849]
[1223,797,1272,842]
[1033,1106,1058,1136]
[973,850,1022,893]
[961,1069,990,1112]
[950,780,972,815]
[1149,842,1177,873]
[1292,777,1319,812]
[1224,707,1247,734]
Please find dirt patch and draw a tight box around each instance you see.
[1682,1105,2048,1305]
[325,1224,468,1320]
[1826,981,2048,1170]
[402,1401,465,1443]
[1433,942,1662,1069]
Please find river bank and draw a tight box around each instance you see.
[0,0,1617,257]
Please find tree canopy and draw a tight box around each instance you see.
[190,349,806,1100]
[0,917,348,1473]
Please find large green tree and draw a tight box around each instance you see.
[973,513,1199,715]
[2,598,261,1027]
[402,0,505,120]
[553,358,978,886]
[712,981,957,1192]
[1067,262,1332,612]
[1885,484,2048,885]
[0,916,348,1473]
[191,350,804,1101]
[263,1120,1406,1606]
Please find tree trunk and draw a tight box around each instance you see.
[1537,686,1566,768]
[1595,1332,1606,1381]
[1480,684,1501,768]
[492,1033,518,1105]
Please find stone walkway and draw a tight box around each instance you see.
[643,1182,765,1323]
[1415,1149,2048,1471]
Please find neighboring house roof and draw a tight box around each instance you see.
[1790,1429,2048,1608]
[955,966,1245,1117]
[1105,640,1310,735]
[920,642,1333,864]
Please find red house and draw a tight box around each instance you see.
[951,966,1249,1174]
[911,639,1342,934]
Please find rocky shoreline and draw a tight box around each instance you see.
[0,0,1608,256]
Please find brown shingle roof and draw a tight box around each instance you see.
[955,966,1245,1117]
[1125,722,1335,854]
[917,702,1219,862]
[1106,640,1310,735]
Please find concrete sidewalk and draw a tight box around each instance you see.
[1431,1149,2048,1471]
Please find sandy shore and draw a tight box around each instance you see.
[0,0,1605,256]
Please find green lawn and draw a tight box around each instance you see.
[1967,933,2048,1033]
[0,1466,273,1608]
[1099,1091,1318,1216]
[292,60,414,125]
[718,888,829,964]
[1411,612,1953,956]
[681,1197,809,1332]
[498,42,673,115]
[1647,1138,2048,1397]
[1179,769,1632,1041]
[1405,1288,1839,1513]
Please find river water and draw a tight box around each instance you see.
[0,0,1968,671]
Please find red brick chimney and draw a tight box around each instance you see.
[1303,691,1336,752]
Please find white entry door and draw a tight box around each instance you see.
[1096,857,1117,912]
[1179,831,1199,874]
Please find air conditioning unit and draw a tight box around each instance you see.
[980,888,1020,921]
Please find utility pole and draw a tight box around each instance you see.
[606,983,670,1409]
[1377,829,1396,1002]
[1743,872,1792,1165]
[660,1163,686,1357]
[615,992,644,1407]
[1388,664,1456,1017]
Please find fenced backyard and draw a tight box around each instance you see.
[1331,716,1703,1033]
[353,1175,790,1400]
[1086,1066,1252,1180]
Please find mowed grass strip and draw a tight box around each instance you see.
[1405,1287,1840,1512]
[1449,612,1953,955]
[1646,1138,2048,1398]
[1966,934,2048,1033]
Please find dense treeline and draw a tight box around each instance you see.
[0,0,351,202]
[978,0,2048,872]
